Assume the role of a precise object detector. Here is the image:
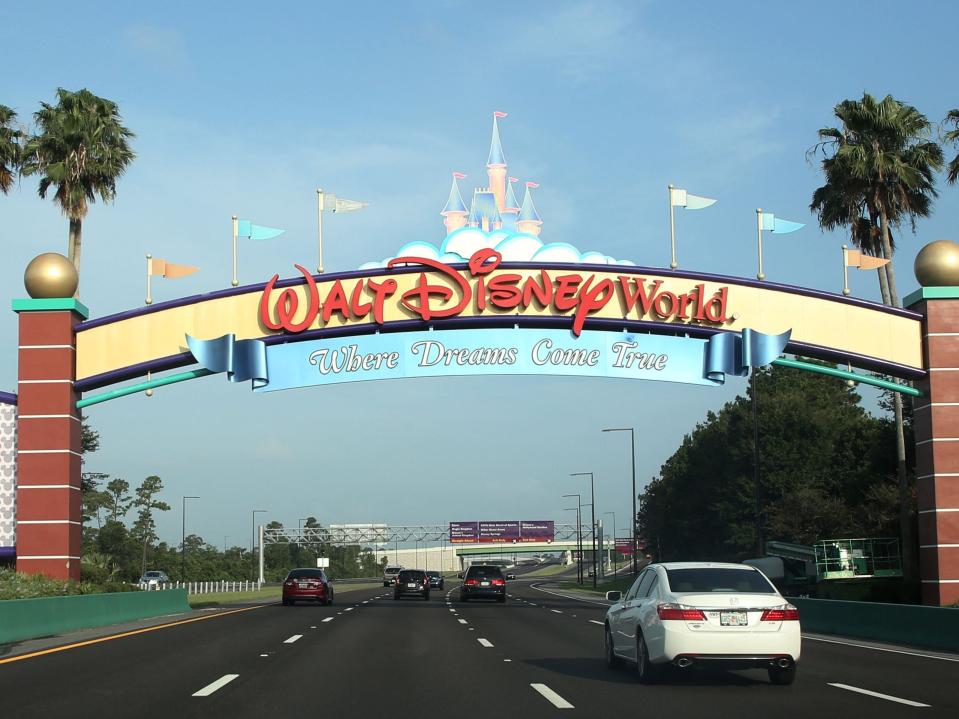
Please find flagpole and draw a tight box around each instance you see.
[756,208,765,281]
[145,254,153,305]
[231,215,239,287]
[317,188,325,274]
[842,245,851,296]
[668,184,678,269]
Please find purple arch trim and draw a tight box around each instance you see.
[0,391,17,405]
[75,261,922,333]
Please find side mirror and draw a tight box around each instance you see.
[605,591,622,602]
[327,578,334,583]
[457,573,464,579]
[506,573,515,580]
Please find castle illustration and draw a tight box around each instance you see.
[440,112,543,237]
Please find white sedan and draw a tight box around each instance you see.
[604,562,801,684]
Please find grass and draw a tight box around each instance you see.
[522,562,575,577]
[188,581,379,608]
[558,571,639,595]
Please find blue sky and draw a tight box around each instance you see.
[1,1,957,549]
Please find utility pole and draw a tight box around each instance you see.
[252,509,267,581]
[603,427,638,574]
[604,511,616,579]
[563,495,582,584]
[572,473,597,588]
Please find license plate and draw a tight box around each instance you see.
[297,583,309,589]
[720,611,748,626]
[407,583,416,588]
[481,581,490,586]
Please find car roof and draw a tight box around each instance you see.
[655,562,758,570]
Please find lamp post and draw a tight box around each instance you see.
[252,509,267,580]
[603,511,616,579]
[603,427,638,575]
[181,496,199,581]
[572,473,597,588]
[562,498,582,584]
[224,536,229,554]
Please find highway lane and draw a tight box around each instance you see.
[1,577,956,717]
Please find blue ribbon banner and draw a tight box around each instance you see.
[182,327,791,393]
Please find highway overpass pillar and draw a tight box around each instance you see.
[12,295,87,581]
[909,286,959,605]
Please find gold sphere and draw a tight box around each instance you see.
[915,240,959,287]
[24,253,79,298]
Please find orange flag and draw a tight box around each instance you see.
[149,258,199,278]
[846,249,890,270]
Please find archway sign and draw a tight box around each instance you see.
[3,116,955,605]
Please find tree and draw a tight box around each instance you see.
[104,478,133,523]
[809,93,942,580]
[0,104,20,195]
[944,109,959,184]
[132,476,170,576]
[20,88,135,293]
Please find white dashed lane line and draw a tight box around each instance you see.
[551,609,563,614]
[192,674,239,697]
[531,683,574,709]
[478,638,494,648]
[589,620,604,626]
[322,617,334,623]
[828,684,930,707]
[284,635,302,644]
[458,619,468,624]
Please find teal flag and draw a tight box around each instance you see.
[237,220,285,240]
[760,212,804,234]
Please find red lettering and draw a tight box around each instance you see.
[349,280,373,320]
[554,274,583,312]
[390,255,471,320]
[703,287,729,323]
[366,278,397,324]
[522,271,553,308]
[322,280,352,323]
[618,277,662,315]
[487,273,523,310]
[653,291,676,317]
[258,264,319,333]
[571,277,615,336]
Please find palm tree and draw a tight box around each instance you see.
[20,89,135,294]
[0,104,20,195]
[945,109,959,184]
[809,93,943,582]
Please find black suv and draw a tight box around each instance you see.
[460,565,506,603]
[394,569,430,600]
[427,571,444,589]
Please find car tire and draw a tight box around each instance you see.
[635,635,660,684]
[497,595,506,603]
[768,664,797,685]
[282,598,292,606]
[605,625,623,669]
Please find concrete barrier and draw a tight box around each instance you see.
[0,589,190,645]
[792,597,959,652]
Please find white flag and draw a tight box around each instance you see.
[321,192,368,213]
[670,187,716,210]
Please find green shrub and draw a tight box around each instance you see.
[0,568,140,600]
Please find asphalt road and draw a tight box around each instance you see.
[1,579,956,717]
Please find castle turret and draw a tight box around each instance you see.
[500,176,520,232]
[468,188,501,233]
[487,111,508,213]
[441,173,469,234]
[516,183,542,236]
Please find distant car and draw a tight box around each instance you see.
[394,569,430,600]
[460,565,506,603]
[426,570,444,589]
[383,565,404,587]
[282,568,334,606]
[603,562,800,685]
[138,570,170,586]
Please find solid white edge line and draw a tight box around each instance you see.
[530,683,574,709]
[589,619,605,625]
[192,674,240,697]
[477,638,494,647]
[551,609,563,614]
[531,583,612,606]
[802,634,959,662]
[284,634,303,643]
[827,683,930,707]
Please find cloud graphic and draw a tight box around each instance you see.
[359,228,634,270]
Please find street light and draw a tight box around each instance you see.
[562,500,582,584]
[224,536,230,554]
[571,473,597,588]
[181,496,200,581]
[603,511,616,579]
[252,509,267,580]
[603,427,638,574]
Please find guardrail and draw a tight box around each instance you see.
[791,597,959,652]
[138,580,263,595]
[0,589,190,645]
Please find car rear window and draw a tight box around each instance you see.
[399,570,426,581]
[288,569,326,580]
[665,568,776,594]
[427,572,440,577]
[466,566,503,579]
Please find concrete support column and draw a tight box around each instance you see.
[13,297,88,581]
[909,288,959,605]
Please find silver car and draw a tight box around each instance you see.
[138,570,170,586]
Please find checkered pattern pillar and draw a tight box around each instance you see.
[909,288,959,605]
[13,298,88,581]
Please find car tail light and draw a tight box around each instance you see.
[657,603,706,621]
[760,605,800,621]
[464,578,479,586]
[491,578,505,586]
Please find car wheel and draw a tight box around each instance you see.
[768,664,797,685]
[635,635,659,684]
[605,625,623,669]
[282,598,292,606]
[497,595,506,603]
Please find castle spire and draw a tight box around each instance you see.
[504,177,521,212]
[488,111,508,167]
[487,111,508,213]
[441,172,469,234]
[516,182,542,237]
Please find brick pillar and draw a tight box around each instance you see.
[12,298,88,581]
[909,288,959,605]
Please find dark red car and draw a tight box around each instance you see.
[282,568,334,606]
